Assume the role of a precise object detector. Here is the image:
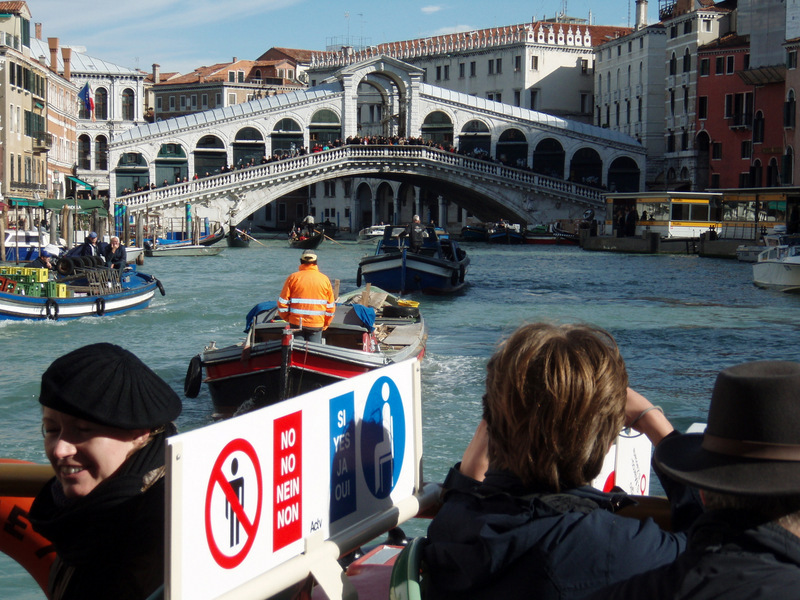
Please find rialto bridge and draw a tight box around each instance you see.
[110,56,646,230]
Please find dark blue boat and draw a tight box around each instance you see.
[357,226,470,294]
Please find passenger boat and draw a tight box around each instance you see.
[183,285,428,415]
[0,261,164,321]
[357,226,470,294]
[288,229,324,249]
[2,229,66,262]
[752,244,800,293]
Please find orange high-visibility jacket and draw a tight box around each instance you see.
[277,263,336,329]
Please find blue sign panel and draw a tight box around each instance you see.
[329,391,357,521]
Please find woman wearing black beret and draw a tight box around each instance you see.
[29,343,181,600]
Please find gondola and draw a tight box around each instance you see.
[288,230,324,249]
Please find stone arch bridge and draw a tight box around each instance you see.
[111,56,645,228]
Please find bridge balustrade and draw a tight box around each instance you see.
[118,144,605,212]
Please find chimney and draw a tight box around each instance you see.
[635,0,648,30]
[232,57,237,63]
[35,22,42,40]
[61,46,72,81]
[152,63,161,84]
[47,37,58,73]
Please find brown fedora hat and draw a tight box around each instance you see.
[654,361,800,496]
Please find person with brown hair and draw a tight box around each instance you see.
[423,322,697,599]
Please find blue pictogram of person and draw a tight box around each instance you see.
[225,457,245,547]
[361,376,405,499]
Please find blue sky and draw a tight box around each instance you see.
[29,0,662,74]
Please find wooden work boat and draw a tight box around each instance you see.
[357,226,470,294]
[0,262,164,321]
[183,286,428,416]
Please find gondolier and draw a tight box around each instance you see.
[277,250,335,343]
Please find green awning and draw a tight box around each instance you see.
[42,198,108,216]
[7,197,42,207]
[67,175,93,190]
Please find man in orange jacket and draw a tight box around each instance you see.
[278,250,336,343]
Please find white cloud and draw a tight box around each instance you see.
[421,5,444,14]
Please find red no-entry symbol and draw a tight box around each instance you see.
[205,438,263,568]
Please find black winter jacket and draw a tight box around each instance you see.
[423,467,693,600]
[591,509,800,599]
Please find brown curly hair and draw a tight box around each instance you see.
[483,323,628,491]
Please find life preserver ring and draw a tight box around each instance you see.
[95,297,106,316]
[0,459,57,595]
[356,266,362,287]
[44,299,59,321]
[184,354,203,398]
[155,278,165,296]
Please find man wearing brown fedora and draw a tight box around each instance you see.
[594,361,800,599]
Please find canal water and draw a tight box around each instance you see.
[3,238,800,597]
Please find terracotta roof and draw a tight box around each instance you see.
[153,59,298,86]
[0,2,28,13]
[257,47,315,63]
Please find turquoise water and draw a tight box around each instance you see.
[3,239,800,597]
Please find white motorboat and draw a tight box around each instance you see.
[2,229,66,262]
[753,244,800,292]
[356,225,404,244]
[144,242,224,257]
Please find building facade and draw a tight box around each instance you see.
[0,2,50,204]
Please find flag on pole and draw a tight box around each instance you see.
[78,82,94,121]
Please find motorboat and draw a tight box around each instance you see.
[357,225,404,244]
[357,225,470,294]
[0,262,164,321]
[144,241,224,257]
[183,286,428,415]
[2,229,66,262]
[752,244,800,293]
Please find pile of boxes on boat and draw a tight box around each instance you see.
[0,266,68,298]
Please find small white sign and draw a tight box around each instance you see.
[592,429,652,495]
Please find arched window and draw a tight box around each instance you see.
[683,48,691,73]
[94,88,108,120]
[94,135,108,170]
[122,88,135,121]
[78,134,91,170]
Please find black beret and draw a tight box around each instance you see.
[39,343,182,429]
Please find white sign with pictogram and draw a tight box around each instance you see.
[165,359,421,600]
